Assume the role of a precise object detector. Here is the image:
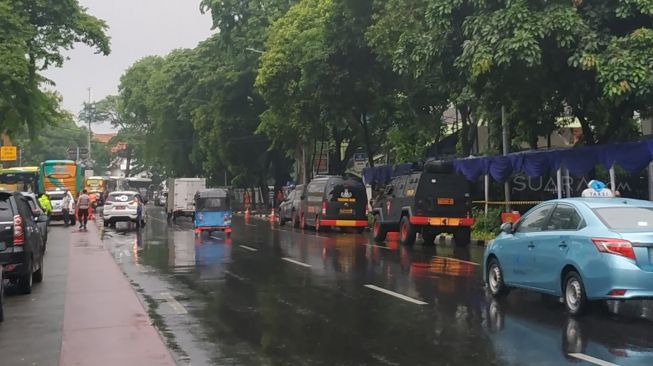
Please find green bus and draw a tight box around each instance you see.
[39,160,83,196]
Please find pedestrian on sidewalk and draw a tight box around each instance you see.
[77,189,91,230]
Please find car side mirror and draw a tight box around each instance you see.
[500,222,513,234]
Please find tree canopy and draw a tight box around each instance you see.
[107,0,652,195]
[0,0,110,138]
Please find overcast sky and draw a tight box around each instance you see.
[43,0,214,133]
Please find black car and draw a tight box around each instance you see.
[0,261,4,321]
[372,161,474,246]
[298,176,368,232]
[279,185,303,227]
[0,191,45,294]
[22,193,49,249]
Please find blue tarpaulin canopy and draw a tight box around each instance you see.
[363,139,653,186]
[454,139,653,182]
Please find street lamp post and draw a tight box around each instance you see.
[86,88,94,162]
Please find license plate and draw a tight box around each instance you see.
[437,198,454,205]
[115,206,126,210]
[340,208,353,214]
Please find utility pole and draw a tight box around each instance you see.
[502,105,511,212]
[87,88,93,162]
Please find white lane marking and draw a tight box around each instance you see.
[160,292,188,315]
[239,245,258,252]
[364,244,392,250]
[224,270,246,281]
[282,257,311,268]
[364,285,428,305]
[432,255,480,266]
[568,353,620,366]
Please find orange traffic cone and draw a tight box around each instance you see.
[269,207,276,223]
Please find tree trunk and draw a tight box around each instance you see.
[356,111,375,168]
[459,106,472,156]
[124,146,133,177]
[574,107,595,145]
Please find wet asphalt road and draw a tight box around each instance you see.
[98,206,653,366]
[6,206,649,365]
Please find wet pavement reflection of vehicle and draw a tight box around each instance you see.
[99,206,653,366]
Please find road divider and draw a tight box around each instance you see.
[364,284,428,305]
[160,292,188,315]
[282,257,311,268]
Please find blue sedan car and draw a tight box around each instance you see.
[484,197,653,315]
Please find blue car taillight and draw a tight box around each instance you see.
[592,238,636,260]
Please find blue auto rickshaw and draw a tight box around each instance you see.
[194,189,232,236]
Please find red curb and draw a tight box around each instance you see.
[59,223,174,366]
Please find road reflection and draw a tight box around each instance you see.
[485,295,653,365]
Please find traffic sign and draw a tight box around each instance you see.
[1,146,17,161]
[67,147,78,160]
[78,147,89,159]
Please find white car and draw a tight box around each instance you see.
[46,190,76,225]
[102,191,147,227]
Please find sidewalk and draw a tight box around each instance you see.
[59,223,174,366]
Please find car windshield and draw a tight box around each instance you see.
[197,197,229,211]
[47,192,65,200]
[593,207,653,230]
[108,193,136,203]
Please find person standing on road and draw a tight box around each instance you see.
[135,195,143,230]
[38,193,52,219]
[62,190,73,227]
[77,189,91,230]
[275,189,285,209]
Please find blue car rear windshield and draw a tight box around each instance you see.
[593,207,653,230]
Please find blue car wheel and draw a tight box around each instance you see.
[564,271,588,316]
[487,258,509,297]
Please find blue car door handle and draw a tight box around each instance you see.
[559,241,568,248]
[528,242,535,249]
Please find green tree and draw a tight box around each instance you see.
[3,0,110,136]
[15,107,87,165]
[257,0,398,173]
